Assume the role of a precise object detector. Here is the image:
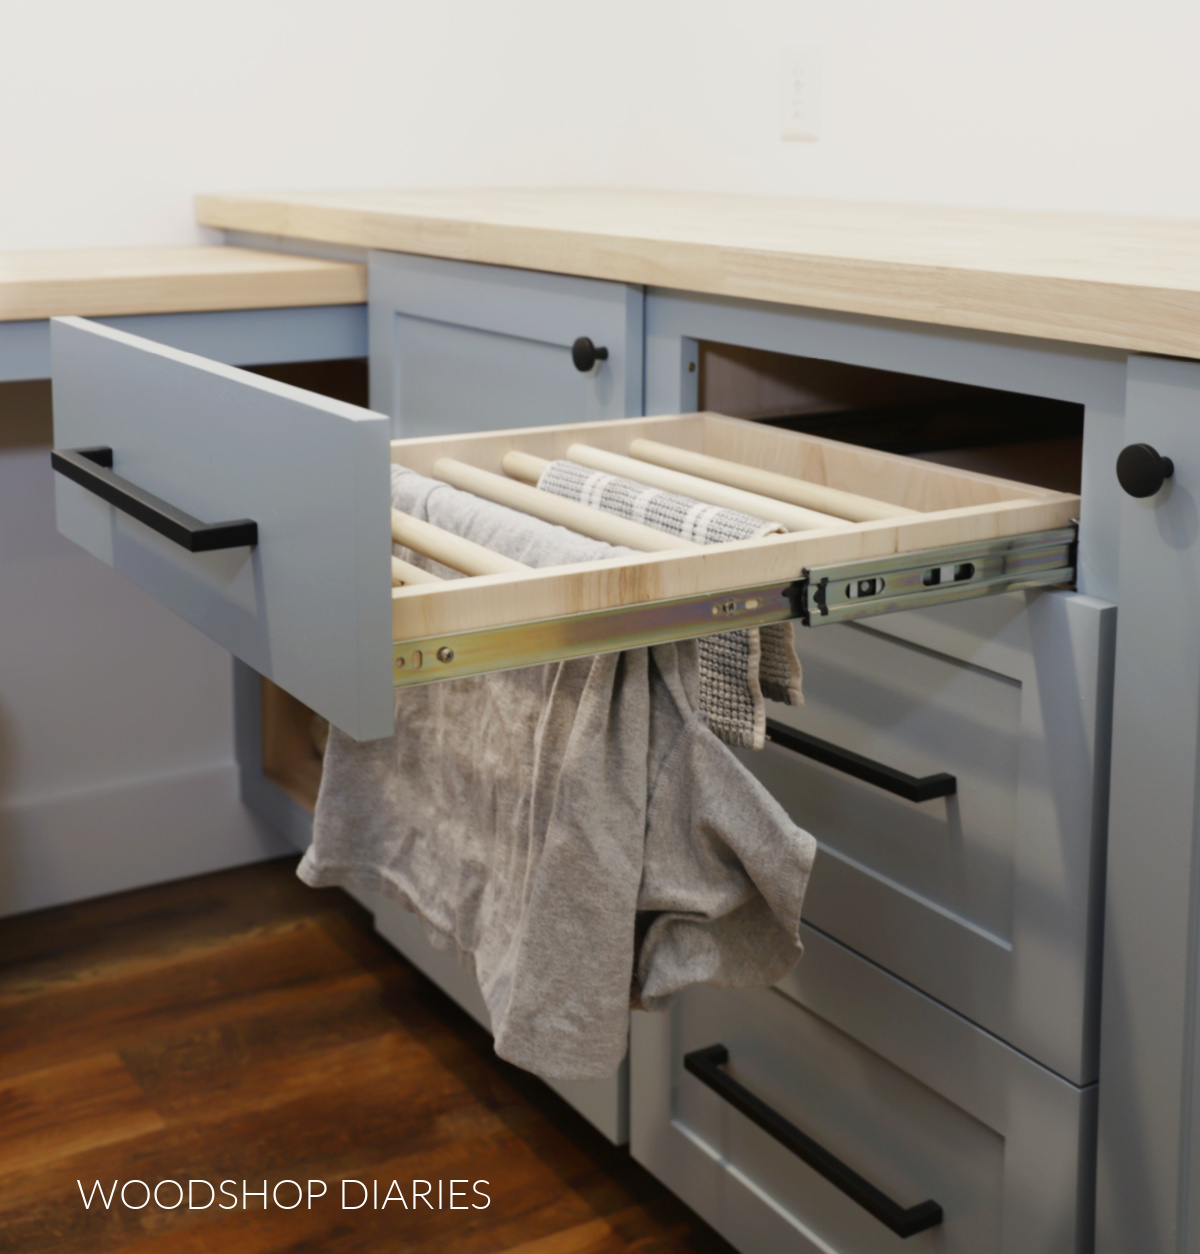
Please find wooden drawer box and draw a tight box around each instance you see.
[739,592,1114,1084]
[49,317,1078,742]
[631,926,1096,1254]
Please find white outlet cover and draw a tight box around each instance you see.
[781,47,822,141]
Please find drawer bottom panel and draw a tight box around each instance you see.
[631,927,1095,1254]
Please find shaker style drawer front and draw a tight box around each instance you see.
[50,317,395,741]
[631,926,1095,1254]
[741,591,1114,1083]
[369,252,644,437]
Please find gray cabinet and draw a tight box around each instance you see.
[56,239,1190,1248]
[369,252,643,437]
[642,287,1120,1078]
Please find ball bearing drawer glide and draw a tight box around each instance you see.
[390,528,1076,686]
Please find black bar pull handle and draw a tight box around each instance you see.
[765,718,956,803]
[51,447,258,553]
[684,1044,943,1239]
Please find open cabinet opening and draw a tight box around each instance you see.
[697,342,1084,494]
[261,677,326,813]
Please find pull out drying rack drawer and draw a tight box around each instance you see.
[50,317,1078,741]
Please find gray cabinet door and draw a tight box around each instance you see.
[1097,354,1200,1254]
[369,253,643,437]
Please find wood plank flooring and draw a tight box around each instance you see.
[0,858,733,1253]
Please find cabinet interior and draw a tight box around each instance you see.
[698,342,1084,494]
[260,676,326,814]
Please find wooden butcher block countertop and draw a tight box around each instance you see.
[0,246,366,322]
[196,188,1200,358]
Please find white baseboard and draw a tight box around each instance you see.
[0,760,293,919]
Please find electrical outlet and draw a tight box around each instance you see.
[781,47,821,141]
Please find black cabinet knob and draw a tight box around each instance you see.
[1117,443,1175,498]
[571,336,609,373]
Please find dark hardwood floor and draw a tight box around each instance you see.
[0,858,732,1253]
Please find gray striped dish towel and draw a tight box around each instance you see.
[536,459,804,748]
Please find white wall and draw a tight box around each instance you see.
[3,0,1198,251]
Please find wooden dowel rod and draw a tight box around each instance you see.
[566,443,848,533]
[508,444,844,533]
[432,458,698,553]
[391,555,445,586]
[391,508,529,577]
[502,449,550,485]
[628,438,921,522]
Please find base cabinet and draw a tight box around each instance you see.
[631,926,1096,1254]
[210,252,1121,1243]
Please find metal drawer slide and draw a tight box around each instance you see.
[800,525,1077,626]
[393,527,1076,686]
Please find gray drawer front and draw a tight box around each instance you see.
[369,252,643,437]
[50,317,394,742]
[631,926,1095,1254]
[738,589,1114,1084]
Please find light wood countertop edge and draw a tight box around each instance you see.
[0,246,366,323]
[196,193,1200,358]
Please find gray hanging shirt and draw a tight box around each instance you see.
[298,468,818,1081]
